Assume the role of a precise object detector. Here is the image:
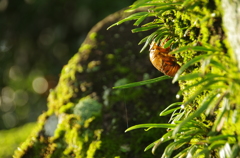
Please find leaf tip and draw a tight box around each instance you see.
[106,26,112,30]
[107,23,118,30]
[172,75,178,83]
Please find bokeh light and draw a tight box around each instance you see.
[14,90,28,107]
[0,0,8,11]
[1,87,15,112]
[32,77,48,94]
[0,0,135,131]
[2,112,16,128]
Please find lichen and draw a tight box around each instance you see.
[73,96,102,125]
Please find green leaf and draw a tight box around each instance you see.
[206,92,228,116]
[230,144,240,158]
[176,72,202,81]
[154,6,178,14]
[193,148,210,158]
[182,0,194,8]
[150,131,173,154]
[212,96,229,132]
[232,109,238,123]
[138,35,149,45]
[162,142,176,158]
[210,59,228,72]
[126,1,182,12]
[160,107,181,116]
[191,46,217,52]
[132,24,160,33]
[171,46,217,54]
[219,143,231,158]
[125,123,176,132]
[173,146,191,158]
[170,110,185,123]
[209,140,228,150]
[172,54,212,83]
[153,29,170,42]
[133,13,150,26]
[107,12,149,30]
[208,135,235,143]
[177,74,227,95]
[154,33,170,43]
[173,92,218,136]
[181,79,220,108]
[160,102,182,116]
[138,27,170,52]
[145,134,172,154]
[143,19,164,26]
[113,76,171,89]
[184,120,208,131]
[125,0,151,12]
[163,38,175,48]
[140,31,159,52]
[144,140,158,152]
[177,128,203,138]
[163,137,191,158]
[149,2,183,7]
[147,130,174,153]
[186,145,198,158]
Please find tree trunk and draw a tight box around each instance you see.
[222,0,240,70]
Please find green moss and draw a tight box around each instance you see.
[89,32,97,41]
[86,139,101,158]
[78,44,94,53]
[59,102,75,114]
[0,123,36,158]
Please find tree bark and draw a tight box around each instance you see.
[222,0,240,70]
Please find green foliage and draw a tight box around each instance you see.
[111,0,240,157]
[0,123,36,158]
[113,76,171,89]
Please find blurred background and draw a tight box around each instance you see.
[0,0,134,130]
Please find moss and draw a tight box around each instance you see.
[114,0,236,156]
[165,0,240,156]
[0,123,36,158]
[13,9,178,158]
[73,96,102,125]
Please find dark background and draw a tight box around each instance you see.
[0,0,134,129]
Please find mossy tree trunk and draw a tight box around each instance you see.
[13,9,178,158]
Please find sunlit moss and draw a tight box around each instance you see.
[78,44,94,53]
[59,102,75,113]
[87,60,101,72]
[86,140,102,158]
[89,32,97,41]
[0,123,36,158]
